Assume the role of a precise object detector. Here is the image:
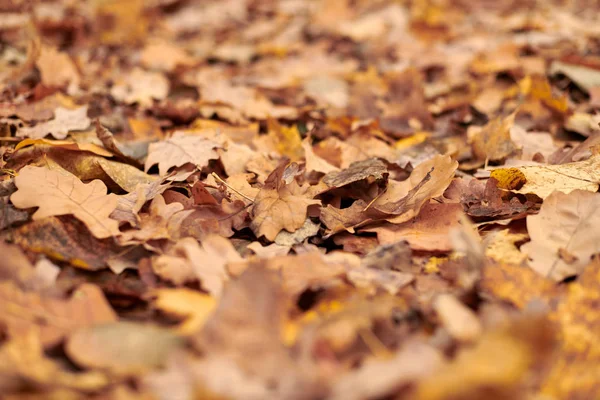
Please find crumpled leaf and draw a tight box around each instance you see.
[521,190,600,281]
[119,194,193,245]
[0,282,117,348]
[145,132,221,176]
[491,154,600,199]
[550,60,600,92]
[17,106,90,140]
[11,166,120,239]
[251,162,320,241]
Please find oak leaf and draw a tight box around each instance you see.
[145,132,221,176]
[11,166,120,239]
[17,106,90,140]
[119,194,193,245]
[491,154,600,199]
[521,190,600,280]
[250,162,321,241]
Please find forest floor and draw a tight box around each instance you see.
[1,0,600,399]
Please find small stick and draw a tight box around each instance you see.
[0,137,23,142]
[210,172,255,203]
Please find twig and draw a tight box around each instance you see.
[210,172,255,203]
[0,137,23,142]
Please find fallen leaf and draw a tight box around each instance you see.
[549,60,600,92]
[364,203,463,251]
[111,67,168,106]
[521,190,600,280]
[433,293,482,342]
[66,322,184,375]
[144,132,221,176]
[0,282,117,348]
[480,262,559,309]
[0,331,109,394]
[541,259,600,399]
[119,194,193,245]
[153,236,240,296]
[152,288,217,335]
[17,106,90,140]
[416,314,555,400]
[470,111,517,162]
[491,155,600,199]
[251,162,320,241]
[11,166,120,239]
[35,46,79,89]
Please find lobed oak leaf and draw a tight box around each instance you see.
[250,162,321,241]
[145,132,221,176]
[11,166,120,239]
[17,106,90,140]
[521,190,600,280]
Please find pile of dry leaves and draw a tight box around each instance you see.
[2,0,600,399]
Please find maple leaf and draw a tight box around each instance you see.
[11,166,120,239]
[17,106,90,139]
[145,132,221,176]
[250,162,321,241]
[521,190,600,281]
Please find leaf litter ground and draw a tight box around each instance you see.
[1,0,600,399]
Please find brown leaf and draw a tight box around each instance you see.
[35,46,79,89]
[151,288,217,335]
[153,236,241,296]
[11,166,120,239]
[110,67,169,106]
[119,194,193,245]
[364,203,463,251]
[470,111,517,162]
[521,190,600,280]
[0,331,109,394]
[251,162,320,241]
[17,106,90,140]
[65,322,184,375]
[322,158,387,189]
[0,282,117,348]
[144,132,221,176]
